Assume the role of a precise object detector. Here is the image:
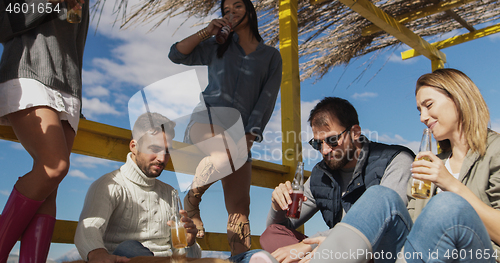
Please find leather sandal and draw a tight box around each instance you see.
[184,189,206,238]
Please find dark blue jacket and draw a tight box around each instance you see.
[310,140,414,228]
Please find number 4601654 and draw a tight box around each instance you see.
[6,2,60,14]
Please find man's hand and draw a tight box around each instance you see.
[271,242,313,263]
[87,248,130,263]
[167,210,197,247]
[298,237,326,263]
[271,181,307,212]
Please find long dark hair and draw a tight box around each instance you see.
[217,0,262,58]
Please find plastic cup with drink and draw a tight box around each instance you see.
[287,162,304,219]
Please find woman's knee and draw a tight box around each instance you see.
[34,156,70,183]
[421,192,474,222]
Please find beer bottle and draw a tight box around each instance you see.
[287,162,304,218]
[170,189,188,248]
[411,128,433,199]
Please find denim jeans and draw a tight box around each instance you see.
[229,249,264,263]
[341,185,494,263]
[113,240,262,263]
[112,240,154,257]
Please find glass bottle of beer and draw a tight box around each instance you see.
[411,128,433,199]
[170,189,188,248]
[66,0,82,23]
[215,13,233,44]
[287,162,304,218]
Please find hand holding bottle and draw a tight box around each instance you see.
[66,0,84,23]
[170,189,188,248]
[411,128,433,199]
[286,162,305,218]
[204,15,232,37]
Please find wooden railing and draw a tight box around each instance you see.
[0,119,311,251]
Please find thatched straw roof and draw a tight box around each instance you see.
[101,0,500,80]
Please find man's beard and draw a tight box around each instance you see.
[138,161,164,178]
[323,143,356,170]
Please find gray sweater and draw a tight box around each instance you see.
[0,0,89,101]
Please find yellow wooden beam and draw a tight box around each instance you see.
[279,0,302,172]
[52,219,79,244]
[3,217,263,250]
[402,23,500,60]
[279,0,304,234]
[338,0,446,64]
[197,232,262,251]
[431,58,445,71]
[362,0,477,36]
[0,120,294,189]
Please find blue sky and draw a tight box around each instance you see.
[1,1,500,260]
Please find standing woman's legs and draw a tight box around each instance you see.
[222,161,252,256]
[184,122,244,238]
[0,107,75,263]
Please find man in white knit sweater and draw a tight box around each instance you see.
[74,113,202,262]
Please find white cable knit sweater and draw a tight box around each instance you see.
[74,153,201,259]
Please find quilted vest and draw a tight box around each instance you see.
[310,141,414,228]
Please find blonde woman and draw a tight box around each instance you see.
[298,69,499,263]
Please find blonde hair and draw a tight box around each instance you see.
[415,68,489,156]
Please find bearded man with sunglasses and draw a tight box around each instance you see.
[260,97,415,263]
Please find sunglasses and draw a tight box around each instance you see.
[309,127,350,151]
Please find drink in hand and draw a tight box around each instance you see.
[170,189,188,248]
[171,224,188,248]
[216,14,233,44]
[411,156,432,199]
[286,191,304,218]
[411,128,433,199]
[66,0,82,23]
[286,162,304,219]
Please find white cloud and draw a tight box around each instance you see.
[388,52,418,64]
[72,156,117,168]
[10,143,24,151]
[352,92,378,100]
[86,86,110,97]
[82,97,121,118]
[84,0,212,91]
[82,69,109,86]
[0,190,10,196]
[68,170,94,180]
[364,129,420,154]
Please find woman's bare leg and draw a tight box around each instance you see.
[221,161,252,256]
[7,106,76,215]
[185,123,241,238]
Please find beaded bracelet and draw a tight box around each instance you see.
[197,28,211,41]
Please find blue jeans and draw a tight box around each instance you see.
[112,240,154,257]
[113,240,262,263]
[342,185,494,263]
[229,249,263,263]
